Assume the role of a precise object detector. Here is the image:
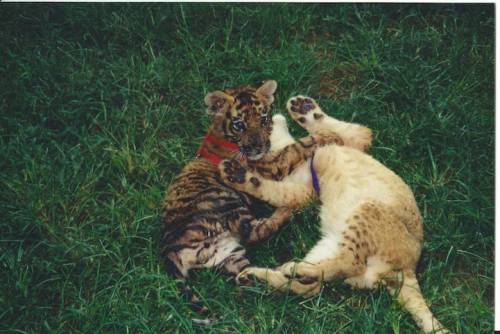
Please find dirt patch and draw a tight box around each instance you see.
[318,61,362,100]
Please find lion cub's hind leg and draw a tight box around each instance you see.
[344,257,393,290]
[236,266,321,297]
[287,95,372,152]
[277,202,399,292]
[278,247,366,286]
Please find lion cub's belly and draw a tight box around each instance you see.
[315,145,413,234]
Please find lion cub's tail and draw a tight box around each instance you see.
[393,271,450,333]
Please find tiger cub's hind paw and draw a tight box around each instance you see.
[287,96,326,129]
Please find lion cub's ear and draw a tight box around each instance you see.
[204,91,234,115]
[256,80,278,105]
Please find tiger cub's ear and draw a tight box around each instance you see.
[256,80,278,105]
[204,91,234,115]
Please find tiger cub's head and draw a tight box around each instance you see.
[204,80,277,160]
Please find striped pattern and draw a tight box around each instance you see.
[160,82,282,315]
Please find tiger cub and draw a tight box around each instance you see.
[160,82,341,313]
[219,96,449,333]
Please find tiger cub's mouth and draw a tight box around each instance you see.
[244,139,271,161]
[246,152,265,161]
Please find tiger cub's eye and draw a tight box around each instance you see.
[232,120,246,132]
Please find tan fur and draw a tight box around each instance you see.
[220,96,449,333]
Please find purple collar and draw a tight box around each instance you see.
[310,154,320,195]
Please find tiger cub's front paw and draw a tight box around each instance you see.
[219,160,262,191]
[220,159,247,184]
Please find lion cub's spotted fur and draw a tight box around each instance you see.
[220,96,448,333]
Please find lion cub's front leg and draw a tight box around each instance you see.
[287,95,372,152]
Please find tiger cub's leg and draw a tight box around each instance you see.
[214,207,291,275]
[287,95,372,152]
[248,128,343,181]
[241,206,293,244]
[218,126,341,206]
[216,245,250,276]
[219,159,314,208]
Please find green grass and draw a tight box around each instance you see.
[0,3,493,333]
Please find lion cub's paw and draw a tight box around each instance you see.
[235,267,267,285]
[235,268,255,286]
[287,96,326,129]
[280,261,322,282]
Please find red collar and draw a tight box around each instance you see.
[196,133,242,165]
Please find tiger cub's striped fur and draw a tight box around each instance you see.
[160,81,342,312]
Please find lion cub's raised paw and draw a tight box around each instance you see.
[288,95,372,152]
[287,96,326,129]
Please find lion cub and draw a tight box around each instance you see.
[219,96,448,333]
